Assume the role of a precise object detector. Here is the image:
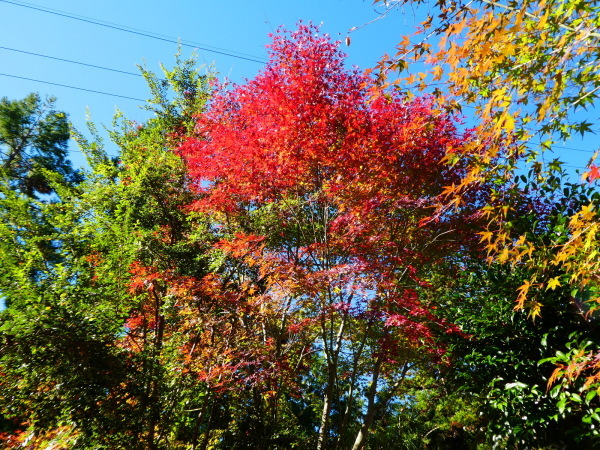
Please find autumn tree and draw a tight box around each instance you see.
[369,0,599,307]
[369,0,600,412]
[179,24,483,449]
[69,54,215,449]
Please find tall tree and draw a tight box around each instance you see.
[0,93,80,197]
[0,55,214,449]
[179,24,482,449]
[371,0,600,398]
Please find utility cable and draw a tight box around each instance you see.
[0,45,142,77]
[0,72,145,102]
[0,0,268,64]
[530,142,597,154]
[550,145,597,154]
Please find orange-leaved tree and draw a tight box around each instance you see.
[369,0,600,390]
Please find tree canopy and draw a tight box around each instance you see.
[373,0,600,402]
[1,12,599,449]
[0,93,80,197]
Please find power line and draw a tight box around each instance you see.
[0,72,145,102]
[0,0,268,64]
[552,145,597,154]
[530,142,597,154]
[0,45,142,77]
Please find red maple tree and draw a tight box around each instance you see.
[178,24,480,448]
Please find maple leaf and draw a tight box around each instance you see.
[546,276,562,290]
[588,165,600,182]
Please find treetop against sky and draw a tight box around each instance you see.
[0,0,596,173]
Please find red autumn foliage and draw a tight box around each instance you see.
[182,26,470,217]
[175,24,483,444]
[180,24,478,347]
[588,164,600,182]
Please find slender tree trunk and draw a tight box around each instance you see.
[335,322,371,449]
[317,364,335,450]
[317,307,348,450]
[351,355,383,450]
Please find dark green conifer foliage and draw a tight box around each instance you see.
[0,93,80,197]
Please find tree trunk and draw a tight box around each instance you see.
[317,365,335,450]
[335,323,370,449]
[317,305,349,450]
[351,355,383,450]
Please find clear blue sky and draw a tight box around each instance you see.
[0,0,596,173]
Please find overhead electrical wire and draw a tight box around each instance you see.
[550,145,597,154]
[0,72,145,102]
[5,56,593,155]
[0,0,268,64]
[0,45,142,77]
[530,142,597,154]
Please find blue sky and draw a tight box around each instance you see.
[0,0,597,173]
[0,0,413,162]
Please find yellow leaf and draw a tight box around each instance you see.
[432,65,444,81]
[514,235,526,247]
[502,112,515,132]
[529,301,543,320]
[546,276,561,290]
[502,42,516,57]
[438,35,447,49]
[538,9,550,30]
[398,35,411,50]
[515,280,531,309]
[580,203,596,221]
[449,19,467,35]
[498,247,510,263]
[442,183,457,197]
[553,251,568,265]
[478,231,494,243]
